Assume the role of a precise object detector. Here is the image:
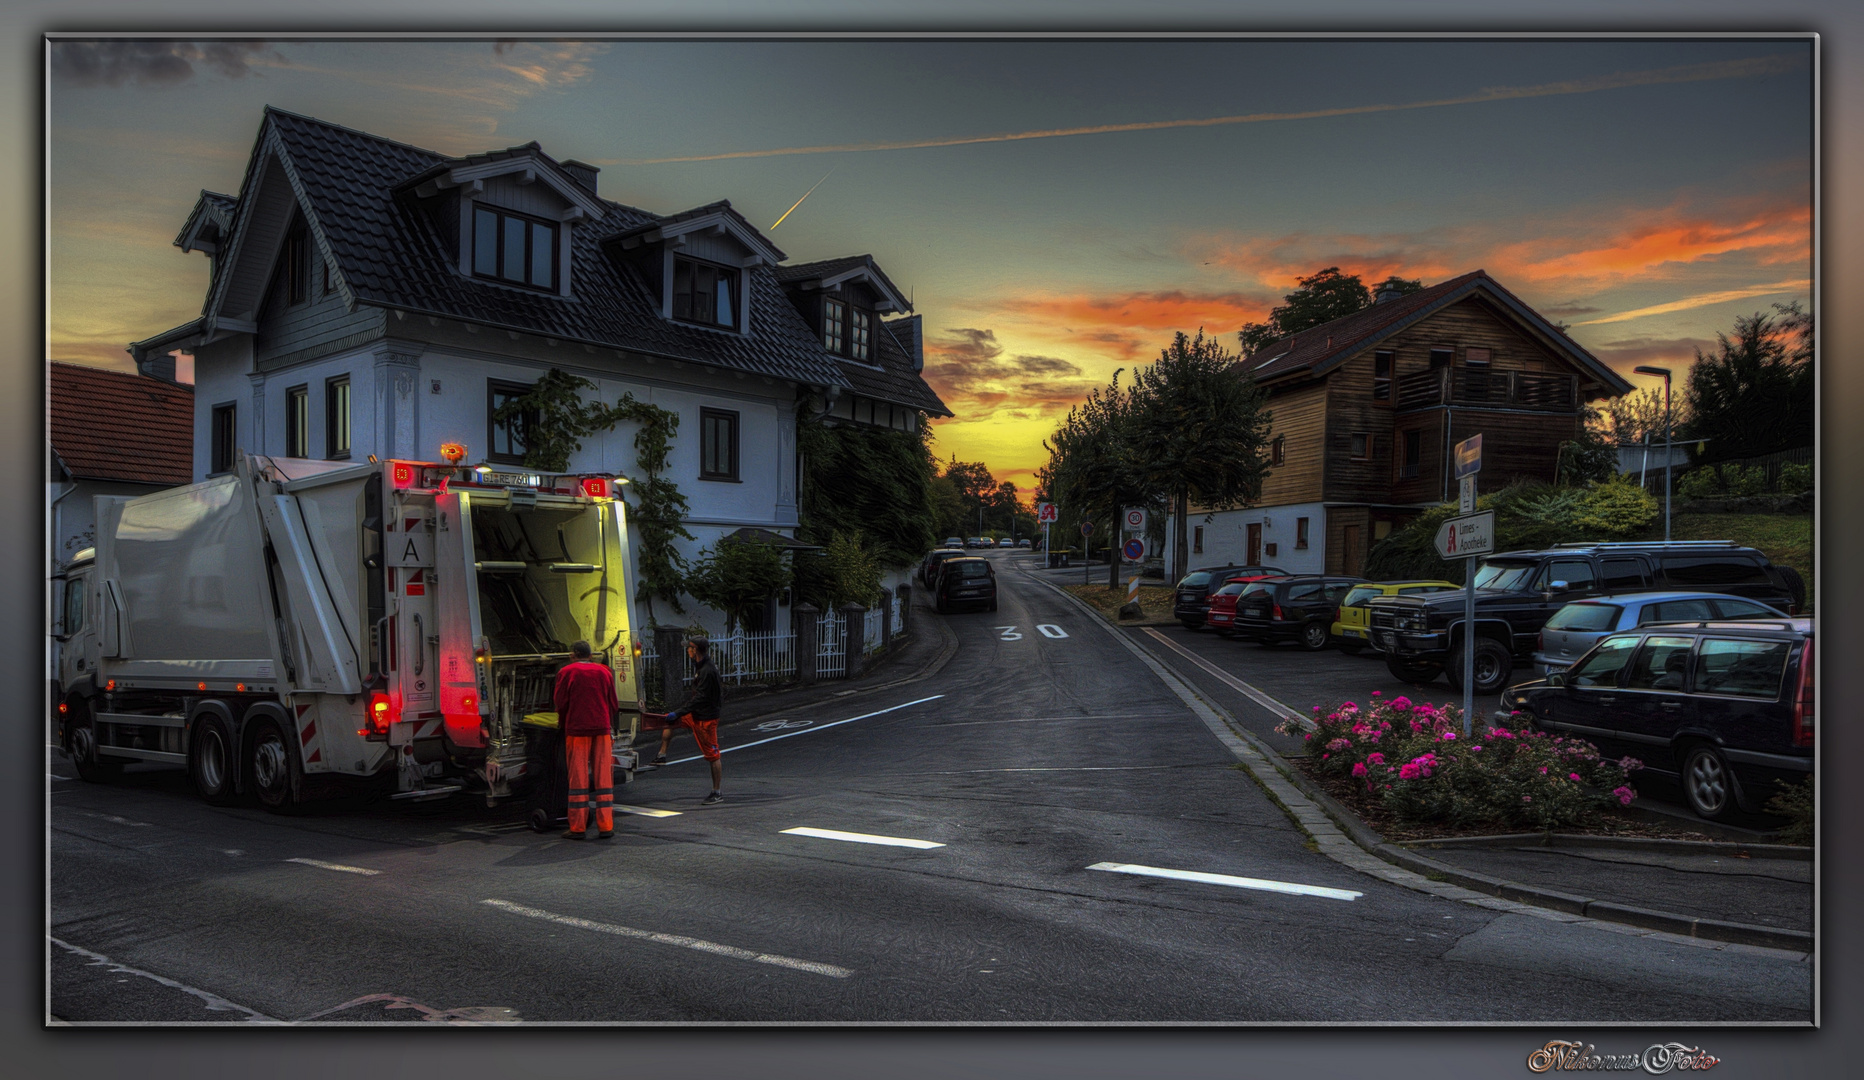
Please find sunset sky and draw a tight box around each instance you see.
[47,37,1813,493]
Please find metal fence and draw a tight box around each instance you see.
[633,595,907,699]
[817,610,847,679]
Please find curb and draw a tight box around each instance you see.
[1397,833,1812,860]
[1098,610,1814,953]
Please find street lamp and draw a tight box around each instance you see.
[1633,365,1673,541]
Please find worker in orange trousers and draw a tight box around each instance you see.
[553,639,620,839]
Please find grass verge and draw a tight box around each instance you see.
[1062,582,1180,626]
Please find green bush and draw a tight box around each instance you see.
[1765,777,1813,845]
[1279,696,1642,831]
[1723,463,1769,497]
[1575,475,1659,536]
[1363,479,1657,582]
[1677,467,1721,500]
[1777,462,1813,496]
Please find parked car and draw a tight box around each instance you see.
[1206,577,1286,636]
[934,557,998,613]
[1506,617,1812,821]
[1332,580,1459,653]
[1172,564,1287,629]
[943,537,965,548]
[921,547,969,588]
[1367,540,1803,694]
[1017,538,1032,548]
[1532,592,1788,678]
[1236,575,1367,649]
[966,537,987,548]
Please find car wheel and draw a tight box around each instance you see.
[1680,743,1736,821]
[246,715,302,814]
[1299,622,1328,651]
[1337,639,1365,655]
[189,715,240,806]
[65,698,123,784]
[1446,638,1514,694]
[1385,656,1443,684]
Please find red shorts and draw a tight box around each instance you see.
[671,715,721,761]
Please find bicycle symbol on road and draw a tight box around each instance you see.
[754,718,816,732]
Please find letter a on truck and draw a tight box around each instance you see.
[53,453,642,812]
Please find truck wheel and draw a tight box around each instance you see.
[189,716,240,806]
[66,700,122,784]
[1384,656,1443,684]
[1680,743,1735,821]
[1299,622,1329,651]
[247,716,302,814]
[1447,639,1514,694]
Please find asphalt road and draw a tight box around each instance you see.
[48,550,1812,1023]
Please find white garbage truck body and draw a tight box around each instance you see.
[53,453,642,810]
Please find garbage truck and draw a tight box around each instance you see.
[52,453,643,812]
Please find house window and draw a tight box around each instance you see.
[487,380,536,466]
[1373,350,1393,400]
[1296,517,1310,549]
[1193,526,1204,554]
[1464,347,1492,367]
[700,408,739,481]
[851,309,871,360]
[472,204,557,290]
[1350,432,1370,461]
[822,297,846,353]
[1400,430,1422,479]
[1429,346,1453,369]
[284,229,309,305]
[325,376,351,460]
[1270,435,1285,466]
[285,385,309,458]
[672,256,738,329]
[322,260,333,296]
[211,402,237,474]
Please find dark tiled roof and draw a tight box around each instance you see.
[252,108,848,389]
[1239,270,1629,395]
[841,317,949,416]
[49,363,194,485]
[775,254,909,309]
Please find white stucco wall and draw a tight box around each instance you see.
[1169,501,1331,578]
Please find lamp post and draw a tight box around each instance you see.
[1633,365,1673,541]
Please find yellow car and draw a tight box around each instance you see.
[1332,580,1459,653]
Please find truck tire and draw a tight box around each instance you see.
[189,715,240,806]
[1777,566,1807,612]
[66,699,123,784]
[1385,656,1442,684]
[1336,638,1365,655]
[1446,638,1514,694]
[246,715,302,814]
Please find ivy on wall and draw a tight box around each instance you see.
[796,406,938,569]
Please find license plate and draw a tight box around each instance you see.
[1378,631,1397,648]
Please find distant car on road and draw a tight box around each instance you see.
[1532,592,1787,678]
[1173,565,1286,630]
[1333,580,1459,653]
[966,537,987,548]
[1507,617,1812,821]
[934,557,998,613]
[1017,538,1032,548]
[1236,574,1367,650]
[944,537,964,548]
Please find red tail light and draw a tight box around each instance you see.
[57,702,68,715]
[1791,638,1814,747]
[1537,631,1544,652]
[391,461,416,490]
[366,691,396,739]
[580,477,611,498]
[1271,603,1283,621]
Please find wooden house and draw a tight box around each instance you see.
[1180,271,1632,576]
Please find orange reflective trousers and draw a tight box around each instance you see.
[565,733,614,833]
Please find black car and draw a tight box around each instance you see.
[934,557,998,613]
[1367,540,1803,694]
[920,547,968,588]
[1505,617,1812,821]
[1172,564,1286,629]
[1235,575,1366,650]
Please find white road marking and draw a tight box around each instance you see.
[1036,624,1069,639]
[660,695,944,765]
[995,625,1022,640]
[1140,627,1313,729]
[780,827,944,849]
[48,774,71,782]
[615,804,682,818]
[1088,861,1362,901]
[79,812,152,827]
[50,937,282,1022]
[286,857,382,876]
[481,899,852,978]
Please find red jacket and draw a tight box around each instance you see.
[552,661,619,737]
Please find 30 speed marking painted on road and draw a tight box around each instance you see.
[1088,861,1362,901]
[481,899,853,978]
[286,857,383,876]
[1036,624,1069,639]
[780,827,944,849]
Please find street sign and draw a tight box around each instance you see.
[1122,537,1146,562]
[1036,502,1058,524]
[1434,511,1495,559]
[1459,475,1477,514]
[1123,507,1147,533]
[1080,520,1095,537]
[1454,434,1483,479]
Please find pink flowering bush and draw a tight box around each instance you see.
[1279,696,1642,830]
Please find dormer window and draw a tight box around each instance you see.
[851,309,871,360]
[284,228,310,306]
[472,204,557,291]
[823,298,845,352]
[672,257,739,329]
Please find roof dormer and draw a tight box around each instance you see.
[607,201,785,336]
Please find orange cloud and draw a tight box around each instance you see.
[1489,203,1809,291]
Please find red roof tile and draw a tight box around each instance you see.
[49,363,194,485]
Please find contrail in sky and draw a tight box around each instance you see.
[771,169,834,229]
[618,54,1802,165]
[1574,279,1809,326]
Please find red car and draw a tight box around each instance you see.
[1202,574,1289,636]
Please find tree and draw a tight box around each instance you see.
[1594,387,1688,447]
[795,530,884,610]
[1237,268,1420,354]
[1680,302,1813,463]
[1038,369,1151,587]
[928,472,966,541]
[1128,329,1272,582]
[685,536,791,634]
[941,458,997,536]
[797,409,937,568]
[1557,406,1623,486]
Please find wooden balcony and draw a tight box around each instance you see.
[1394,368,1577,412]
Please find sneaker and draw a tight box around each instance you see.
[651,755,667,766]
[702,791,724,805]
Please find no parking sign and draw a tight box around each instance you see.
[1122,537,1146,562]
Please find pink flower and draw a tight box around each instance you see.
[1322,753,1330,759]
[1398,763,1421,780]
[1352,763,1368,778]
[1538,766,1548,775]
[1366,752,1386,766]
[1371,691,1382,697]
[1313,705,1323,713]
[1441,731,1457,741]
[1489,728,1514,740]
[1304,733,1314,742]
[1390,696,1412,712]
[1613,786,1636,806]
[1471,746,1484,752]
[1522,795,1532,803]
[1569,773,1582,782]
[1326,738,1351,752]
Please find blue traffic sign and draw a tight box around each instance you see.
[1454,434,1483,479]
[1122,537,1146,561]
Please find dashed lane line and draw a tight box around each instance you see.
[780,827,944,849]
[1088,861,1363,901]
[286,858,383,876]
[480,899,853,978]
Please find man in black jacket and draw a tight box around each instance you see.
[655,637,725,804]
